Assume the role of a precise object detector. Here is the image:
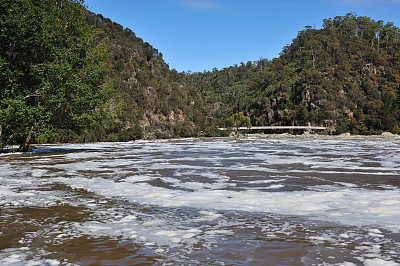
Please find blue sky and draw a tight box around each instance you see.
[84,0,400,73]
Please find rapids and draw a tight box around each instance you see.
[1,137,400,265]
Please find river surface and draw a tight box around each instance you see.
[1,137,400,265]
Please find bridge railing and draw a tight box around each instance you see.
[217,126,327,131]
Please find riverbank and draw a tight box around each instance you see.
[2,132,400,154]
[241,131,400,141]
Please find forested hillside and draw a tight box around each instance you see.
[86,13,208,140]
[1,1,400,152]
[189,13,400,135]
[0,0,209,152]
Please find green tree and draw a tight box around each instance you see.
[188,14,400,136]
[0,0,108,151]
[226,112,251,138]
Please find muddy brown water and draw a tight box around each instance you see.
[1,137,400,265]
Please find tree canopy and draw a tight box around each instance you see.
[0,0,110,151]
[2,9,400,151]
[187,13,400,135]
[226,112,251,138]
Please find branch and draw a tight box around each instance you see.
[24,94,42,99]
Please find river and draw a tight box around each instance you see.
[1,137,400,265]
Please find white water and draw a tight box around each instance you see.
[1,138,400,265]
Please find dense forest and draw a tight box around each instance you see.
[1,0,111,151]
[0,0,206,152]
[1,0,400,151]
[85,12,209,140]
[189,13,400,135]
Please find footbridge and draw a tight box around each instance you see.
[218,126,327,131]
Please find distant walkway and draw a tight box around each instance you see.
[218,126,327,131]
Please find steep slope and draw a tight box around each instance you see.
[3,3,399,151]
[189,13,400,135]
[86,12,209,139]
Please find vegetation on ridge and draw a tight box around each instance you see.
[1,0,400,152]
[86,12,206,140]
[187,13,400,135]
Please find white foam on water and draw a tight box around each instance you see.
[54,175,400,233]
[341,262,358,266]
[0,185,17,197]
[364,258,400,266]
[70,209,227,253]
[247,178,287,184]
[31,169,48,177]
[2,139,400,265]
[0,248,65,266]
[124,175,155,183]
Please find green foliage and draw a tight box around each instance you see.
[115,127,143,142]
[3,7,400,148]
[0,0,110,150]
[187,13,400,135]
[86,12,205,139]
[226,112,251,137]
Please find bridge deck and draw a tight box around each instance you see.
[218,126,327,131]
